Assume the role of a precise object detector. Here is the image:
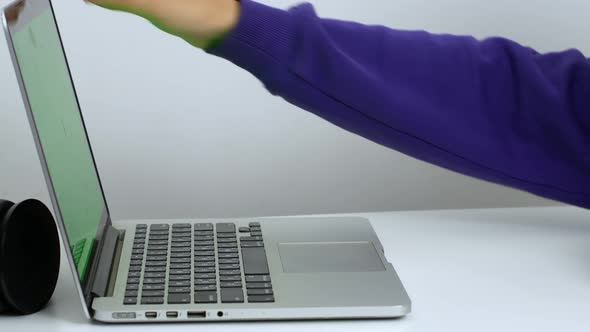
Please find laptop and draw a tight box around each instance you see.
[2,0,411,323]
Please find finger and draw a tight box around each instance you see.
[84,0,151,14]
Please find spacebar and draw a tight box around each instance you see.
[241,247,269,275]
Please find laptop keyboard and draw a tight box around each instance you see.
[123,222,275,305]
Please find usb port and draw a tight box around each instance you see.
[187,311,207,319]
[145,312,157,319]
[166,311,179,318]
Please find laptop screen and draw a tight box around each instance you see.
[4,0,108,283]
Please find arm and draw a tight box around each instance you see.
[87,0,590,208]
[209,0,590,208]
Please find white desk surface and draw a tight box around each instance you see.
[2,206,589,331]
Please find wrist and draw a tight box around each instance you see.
[203,0,241,49]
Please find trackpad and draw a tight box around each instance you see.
[279,242,385,273]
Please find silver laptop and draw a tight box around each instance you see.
[2,0,410,323]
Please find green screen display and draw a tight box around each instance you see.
[11,10,106,281]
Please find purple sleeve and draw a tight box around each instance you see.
[209,0,590,209]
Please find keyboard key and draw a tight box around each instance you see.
[194,223,214,231]
[247,289,274,296]
[218,258,239,264]
[150,229,169,235]
[246,283,272,289]
[127,278,140,284]
[146,256,167,261]
[218,248,238,254]
[126,284,139,290]
[124,297,137,305]
[171,252,191,258]
[147,250,167,256]
[172,242,190,248]
[240,236,263,242]
[221,288,244,303]
[195,262,215,268]
[195,285,217,291]
[249,222,260,227]
[170,263,190,270]
[136,224,148,229]
[194,240,214,246]
[250,232,262,237]
[195,256,215,262]
[219,263,241,270]
[248,295,275,303]
[150,224,169,231]
[131,255,144,261]
[218,253,239,259]
[169,287,191,294]
[220,275,242,282]
[169,280,190,287]
[195,245,215,251]
[143,278,165,284]
[144,272,165,278]
[246,275,271,283]
[220,281,243,288]
[143,284,165,291]
[148,240,168,245]
[130,260,143,266]
[145,266,166,272]
[171,247,190,253]
[219,270,241,276]
[216,223,236,233]
[170,258,191,264]
[169,269,191,275]
[129,266,142,272]
[195,267,216,273]
[195,279,217,285]
[128,271,141,278]
[142,290,165,297]
[146,261,167,267]
[132,244,145,250]
[194,273,216,279]
[194,232,214,238]
[218,243,238,248]
[169,275,190,281]
[141,297,164,305]
[168,293,191,304]
[172,223,191,229]
[239,227,250,233]
[242,247,270,275]
[195,251,215,257]
[149,235,168,241]
[241,241,264,248]
[171,237,191,243]
[147,245,168,251]
[217,238,237,244]
[195,291,218,303]
[217,233,237,239]
[132,250,144,256]
[125,290,138,297]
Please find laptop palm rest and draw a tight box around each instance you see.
[278,242,386,273]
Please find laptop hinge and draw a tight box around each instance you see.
[89,226,123,298]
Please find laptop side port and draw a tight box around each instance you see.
[187,311,207,318]
[145,312,157,319]
[166,311,179,318]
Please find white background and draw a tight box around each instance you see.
[3,0,587,219]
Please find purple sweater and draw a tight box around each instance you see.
[210,0,590,209]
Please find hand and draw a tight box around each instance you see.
[85,0,241,48]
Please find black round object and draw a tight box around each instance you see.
[0,199,60,315]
